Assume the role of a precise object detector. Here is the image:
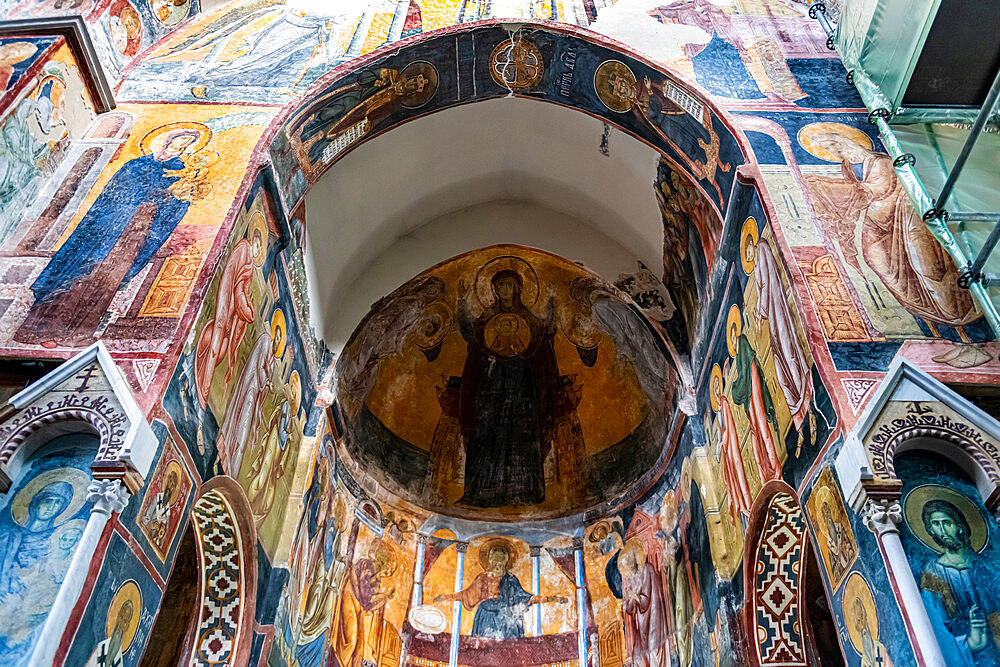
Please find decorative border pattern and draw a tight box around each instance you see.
[190,490,244,667]
[752,492,807,667]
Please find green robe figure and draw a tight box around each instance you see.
[726,325,782,483]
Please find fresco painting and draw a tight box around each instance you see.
[841,572,893,667]
[275,25,744,221]
[335,244,673,520]
[0,102,270,406]
[0,2,996,667]
[161,170,317,559]
[0,39,97,246]
[805,465,857,590]
[63,534,162,667]
[898,451,1000,666]
[0,433,96,665]
[133,435,193,561]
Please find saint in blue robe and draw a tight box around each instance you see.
[471,573,533,640]
[29,152,191,303]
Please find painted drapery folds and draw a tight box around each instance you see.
[162,171,317,559]
[2,1,998,667]
[336,245,674,520]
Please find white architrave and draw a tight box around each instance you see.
[0,342,158,667]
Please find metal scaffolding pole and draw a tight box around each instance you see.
[810,4,1000,341]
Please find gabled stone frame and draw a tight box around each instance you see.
[0,341,158,492]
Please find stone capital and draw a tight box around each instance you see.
[87,479,129,516]
[862,498,902,537]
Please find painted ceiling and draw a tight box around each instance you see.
[335,244,675,520]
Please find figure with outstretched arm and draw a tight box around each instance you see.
[434,540,567,639]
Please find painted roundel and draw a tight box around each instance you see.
[490,38,544,91]
[109,0,143,58]
[336,245,675,520]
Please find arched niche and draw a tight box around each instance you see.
[743,482,818,667]
[185,477,258,667]
[265,20,756,373]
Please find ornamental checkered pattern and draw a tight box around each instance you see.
[752,492,807,666]
[190,491,244,667]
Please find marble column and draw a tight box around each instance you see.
[530,545,542,636]
[573,537,588,667]
[449,542,468,667]
[412,535,427,607]
[862,498,945,667]
[29,479,129,667]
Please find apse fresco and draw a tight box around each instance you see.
[336,244,674,520]
[161,171,318,559]
[0,433,97,664]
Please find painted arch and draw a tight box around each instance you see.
[267,21,752,234]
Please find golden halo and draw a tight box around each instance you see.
[842,572,878,654]
[726,304,742,357]
[489,39,544,91]
[399,61,439,109]
[740,217,759,276]
[560,302,602,349]
[618,537,648,577]
[288,370,302,415]
[903,484,988,554]
[413,302,452,350]
[247,211,267,267]
[162,460,183,504]
[797,122,873,162]
[0,41,38,66]
[594,60,637,113]
[474,255,539,308]
[270,309,287,359]
[11,467,89,527]
[106,580,142,652]
[710,363,724,412]
[478,537,518,572]
[139,121,211,156]
[372,542,399,578]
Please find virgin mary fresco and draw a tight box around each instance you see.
[0,464,90,664]
[454,260,571,508]
[15,121,214,348]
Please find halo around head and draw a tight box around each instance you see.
[726,304,742,357]
[288,370,302,415]
[140,121,212,156]
[106,580,142,653]
[248,211,267,267]
[163,460,184,504]
[740,217,759,276]
[903,484,988,553]
[399,61,439,109]
[619,537,647,576]
[842,572,878,654]
[11,467,89,527]
[270,309,287,358]
[797,122,873,162]
[478,537,517,572]
[710,363,724,412]
[474,255,539,308]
